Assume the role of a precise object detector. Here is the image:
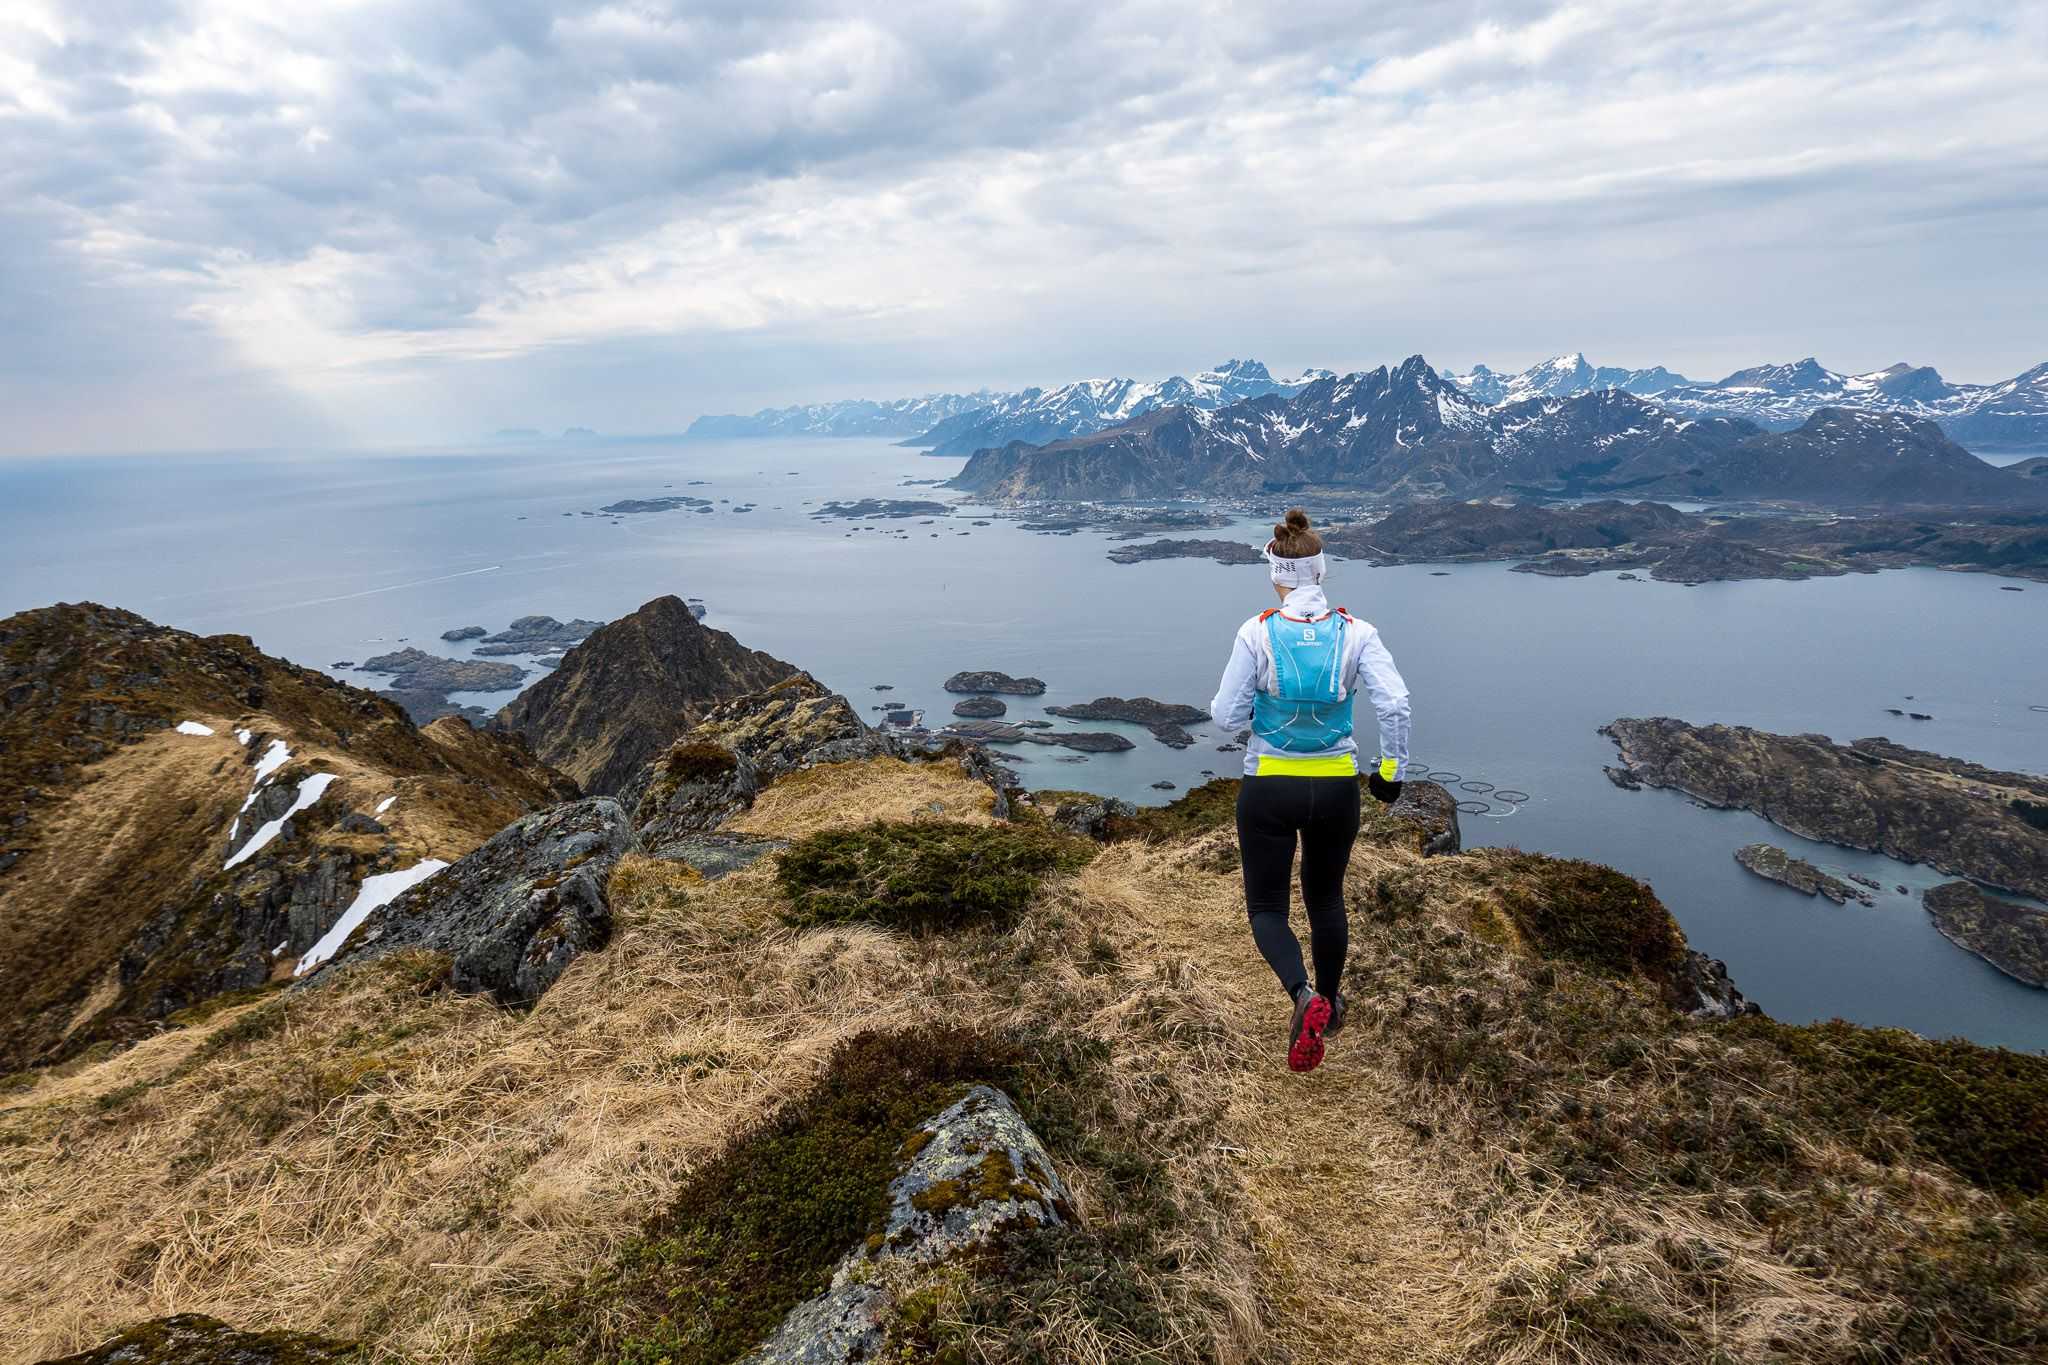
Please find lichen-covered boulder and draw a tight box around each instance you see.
[304,797,637,1004]
[743,1085,1069,1364]
[1052,794,1138,839]
[33,1314,371,1365]
[629,676,888,840]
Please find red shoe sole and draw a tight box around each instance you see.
[1288,995,1331,1073]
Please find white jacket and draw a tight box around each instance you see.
[1209,584,1412,779]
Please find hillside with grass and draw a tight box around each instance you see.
[3,611,2045,1365]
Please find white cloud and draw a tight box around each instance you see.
[1,0,2043,450]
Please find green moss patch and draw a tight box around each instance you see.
[1387,850,1690,999]
[474,1027,1018,1365]
[1099,777,1240,842]
[661,741,739,784]
[1733,1017,2048,1196]
[774,820,1091,931]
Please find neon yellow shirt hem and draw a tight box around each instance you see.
[1252,753,1360,777]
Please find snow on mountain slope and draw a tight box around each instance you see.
[1656,358,2048,449]
[1447,355,1693,405]
[914,359,1332,457]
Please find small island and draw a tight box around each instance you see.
[357,646,527,724]
[359,647,527,694]
[1923,883,2048,988]
[940,718,1135,753]
[1046,696,1208,747]
[1603,717,2048,900]
[952,696,1007,718]
[811,499,953,520]
[599,496,713,514]
[1107,538,1264,566]
[1734,843,1873,905]
[473,615,603,656]
[944,670,1047,696]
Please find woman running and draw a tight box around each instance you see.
[1209,508,1411,1072]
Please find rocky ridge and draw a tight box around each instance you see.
[0,603,577,1069]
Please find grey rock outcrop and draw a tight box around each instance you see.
[743,1085,1068,1364]
[1675,950,1758,1020]
[952,696,1007,718]
[1052,795,1138,839]
[307,797,637,1004]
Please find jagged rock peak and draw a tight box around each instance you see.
[494,595,797,797]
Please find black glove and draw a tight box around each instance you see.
[1367,772,1403,805]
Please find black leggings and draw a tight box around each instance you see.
[1236,775,1361,1001]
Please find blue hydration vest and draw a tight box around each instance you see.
[1251,610,1353,752]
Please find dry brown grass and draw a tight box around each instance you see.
[3,756,2039,1365]
[0,710,562,1067]
[726,754,996,839]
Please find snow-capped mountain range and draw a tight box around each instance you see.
[685,359,1331,447]
[689,352,2048,455]
[1653,359,2048,449]
[1446,354,1694,404]
[947,356,2044,507]
[907,359,1335,457]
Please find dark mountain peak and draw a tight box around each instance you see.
[1867,363,1950,402]
[494,596,797,797]
[1393,353,1440,384]
[1795,405,1943,439]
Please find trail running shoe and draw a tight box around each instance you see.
[1287,989,1332,1073]
[1325,992,1349,1038]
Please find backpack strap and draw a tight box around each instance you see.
[1258,609,1280,622]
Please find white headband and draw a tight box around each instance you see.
[1266,541,1327,588]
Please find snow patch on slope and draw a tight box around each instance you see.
[226,772,336,870]
[295,859,450,974]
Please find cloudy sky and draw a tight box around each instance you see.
[3,1,2043,453]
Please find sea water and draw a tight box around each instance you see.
[4,438,2046,1051]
